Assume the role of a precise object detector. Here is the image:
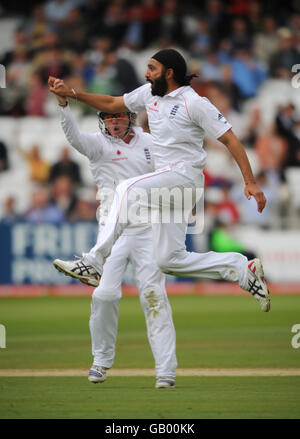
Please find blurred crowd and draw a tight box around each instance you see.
[1,0,300,116]
[1,0,300,242]
[0,141,99,224]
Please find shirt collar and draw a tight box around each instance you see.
[165,86,186,98]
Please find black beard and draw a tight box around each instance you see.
[147,74,168,97]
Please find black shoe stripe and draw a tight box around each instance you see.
[71,261,95,276]
[248,279,265,297]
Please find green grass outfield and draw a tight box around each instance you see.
[0,294,300,418]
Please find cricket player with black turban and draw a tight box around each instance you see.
[50,49,270,325]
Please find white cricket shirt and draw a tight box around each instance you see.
[60,105,154,234]
[124,83,232,178]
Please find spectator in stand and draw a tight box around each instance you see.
[190,16,211,60]
[230,170,279,228]
[50,174,78,219]
[275,103,297,137]
[30,31,61,73]
[0,139,9,172]
[25,185,65,224]
[17,144,50,184]
[123,3,144,50]
[3,47,31,116]
[254,124,287,173]
[247,0,264,34]
[199,50,223,81]
[88,49,140,96]
[25,71,48,116]
[219,63,243,111]
[6,47,30,86]
[229,17,253,52]
[230,44,267,99]
[116,57,141,93]
[0,27,28,67]
[79,1,108,41]
[0,196,20,223]
[87,36,112,66]
[204,0,230,47]
[269,27,299,79]
[275,103,300,168]
[201,182,240,234]
[101,1,127,44]
[49,147,82,185]
[289,12,300,45]
[253,16,280,66]
[68,188,97,222]
[44,0,77,25]
[158,0,186,47]
[69,51,94,85]
[276,103,297,135]
[217,182,240,225]
[141,0,161,48]
[216,38,233,64]
[227,0,249,17]
[36,30,61,54]
[57,7,88,51]
[204,183,242,238]
[294,119,300,144]
[22,4,50,52]
[242,106,264,148]
[39,46,71,85]
[88,50,120,96]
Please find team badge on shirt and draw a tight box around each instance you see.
[144,148,151,163]
[169,105,180,119]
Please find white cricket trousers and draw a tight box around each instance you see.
[84,164,249,290]
[89,229,177,378]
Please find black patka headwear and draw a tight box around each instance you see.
[151,49,196,86]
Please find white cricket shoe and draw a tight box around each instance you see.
[155,377,175,389]
[53,257,101,287]
[246,258,270,312]
[88,365,107,384]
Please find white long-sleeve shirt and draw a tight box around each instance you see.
[60,105,154,234]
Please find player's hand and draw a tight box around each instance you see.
[48,76,70,97]
[48,76,56,87]
[244,182,266,213]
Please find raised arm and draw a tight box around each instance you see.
[218,129,266,213]
[48,76,129,113]
[53,92,102,159]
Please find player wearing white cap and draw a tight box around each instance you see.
[49,48,270,315]
[52,91,177,389]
